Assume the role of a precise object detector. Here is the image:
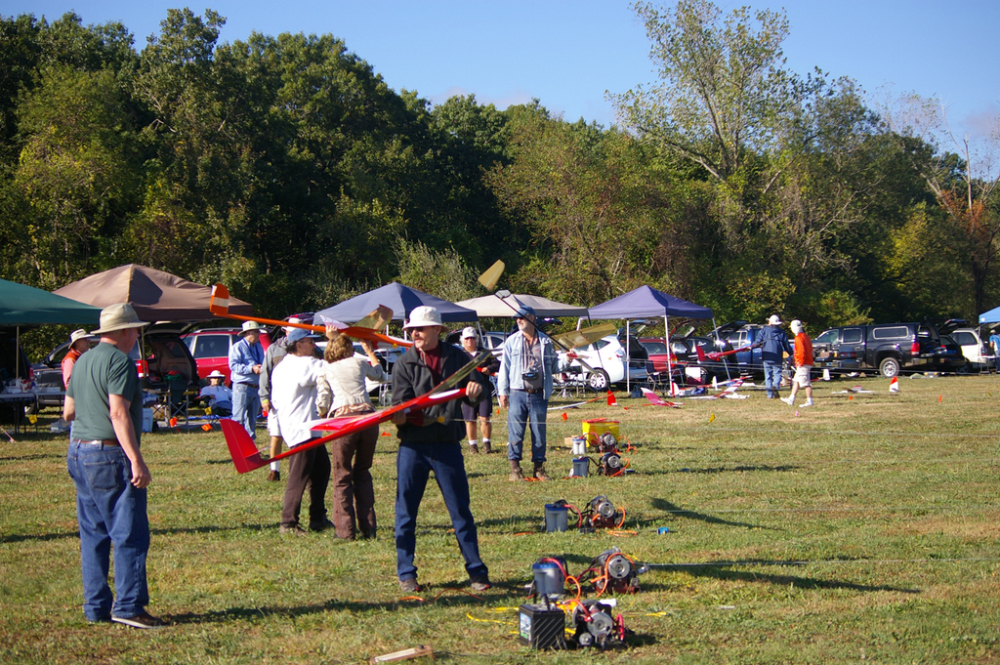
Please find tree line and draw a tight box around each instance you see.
[2,1,997,339]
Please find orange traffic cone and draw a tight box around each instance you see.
[606,391,617,406]
[889,377,899,394]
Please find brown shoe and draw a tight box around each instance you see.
[469,443,480,454]
[482,441,492,454]
[509,459,525,482]
[532,462,551,482]
[267,470,280,482]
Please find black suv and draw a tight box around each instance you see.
[812,322,965,377]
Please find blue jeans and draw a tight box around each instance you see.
[763,361,783,398]
[507,390,548,462]
[67,441,149,621]
[232,382,260,440]
[394,441,487,582]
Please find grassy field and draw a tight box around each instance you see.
[1,374,998,664]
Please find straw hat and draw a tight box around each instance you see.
[207,370,225,380]
[91,303,149,334]
[239,321,261,336]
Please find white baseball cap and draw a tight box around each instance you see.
[404,306,444,329]
[461,326,478,339]
[767,315,782,325]
[790,320,803,334]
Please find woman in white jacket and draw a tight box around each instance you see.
[316,334,389,540]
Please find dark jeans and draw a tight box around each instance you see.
[281,443,331,527]
[67,441,149,622]
[330,427,377,539]
[506,390,548,462]
[394,440,488,582]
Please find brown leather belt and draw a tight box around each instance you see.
[514,388,540,395]
[72,438,119,447]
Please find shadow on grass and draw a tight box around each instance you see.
[645,561,920,594]
[0,524,252,544]
[0,530,78,544]
[0,453,65,462]
[166,581,531,625]
[649,498,773,530]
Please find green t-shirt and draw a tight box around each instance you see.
[66,341,142,443]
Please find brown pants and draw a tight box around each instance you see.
[281,443,331,527]
[330,426,378,539]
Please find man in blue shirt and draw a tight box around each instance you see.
[753,315,793,399]
[229,321,264,439]
[497,305,565,482]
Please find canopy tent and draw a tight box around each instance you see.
[456,294,588,318]
[587,285,717,393]
[315,282,478,325]
[979,306,1000,325]
[0,278,102,326]
[54,264,253,322]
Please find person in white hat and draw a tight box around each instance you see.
[63,303,165,628]
[390,306,492,593]
[198,370,233,414]
[751,314,792,399]
[60,328,93,391]
[259,316,305,482]
[459,327,499,454]
[229,320,264,441]
[782,320,815,407]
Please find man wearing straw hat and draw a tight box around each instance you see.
[64,303,165,629]
[229,321,264,440]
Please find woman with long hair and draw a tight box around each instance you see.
[316,334,389,539]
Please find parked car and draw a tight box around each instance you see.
[32,337,99,409]
[129,331,201,397]
[947,327,994,372]
[710,321,769,375]
[811,322,965,377]
[182,327,273,384]
[557,334,647,391]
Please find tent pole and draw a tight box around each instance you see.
[664,314,673,396]
[626,320,630,395]
[15,326,20,383]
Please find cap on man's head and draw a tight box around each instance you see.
[70,329,90,344]
[286,327,311,344]
[91,303,149,335]
[514,304,536,319]
[767,315,783,326]
[240,321,261,336]
[461,326,478,340]
[284,316,303,333]
[403,306,443,329]
[790,320,803,334]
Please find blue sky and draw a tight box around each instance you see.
[4,0,998,142]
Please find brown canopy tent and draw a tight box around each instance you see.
[54,264,254,322]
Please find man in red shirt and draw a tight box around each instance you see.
[782,320,814,407]
[61,329,92,389]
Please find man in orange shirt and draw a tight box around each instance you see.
[782,320,814,407]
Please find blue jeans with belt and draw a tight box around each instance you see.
[232,382,260,440]
[66,440,149,622]
[507,390,548,462]
[394,440,487,583]
[763,361,783,398]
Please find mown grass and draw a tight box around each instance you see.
[1,374,998,664]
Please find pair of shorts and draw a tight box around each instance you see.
[792,366,812,388]
[267,410,280,437]
[462,398,493,421]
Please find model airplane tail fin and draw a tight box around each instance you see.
[220,418,268,473]
[210,283,231,317]
[695,345,707,362]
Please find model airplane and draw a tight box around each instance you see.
[639,387,682,408]
[209,283,411,348]
[220,351,493,473]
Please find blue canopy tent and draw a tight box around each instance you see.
[587,285,716,393]
[314,282,478,326]
[979,306,1000,325]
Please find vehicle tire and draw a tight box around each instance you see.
[586,369,611,392]
[878,357,900,378]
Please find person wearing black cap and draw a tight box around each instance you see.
[497,304,564,481]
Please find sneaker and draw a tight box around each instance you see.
[802,399,815,407]
[399,578,421,593]
[267,470,280,482]
[111,612,167,629]
[469,576,492,592]
[780,396,794,405]
[309,518,335,532]
[279,524,308,536]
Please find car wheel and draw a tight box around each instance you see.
[879,357,900,378]
[586,369,611,392]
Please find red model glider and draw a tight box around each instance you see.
[220,350,493,473]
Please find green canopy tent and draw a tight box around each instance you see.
[0,277,102,384]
